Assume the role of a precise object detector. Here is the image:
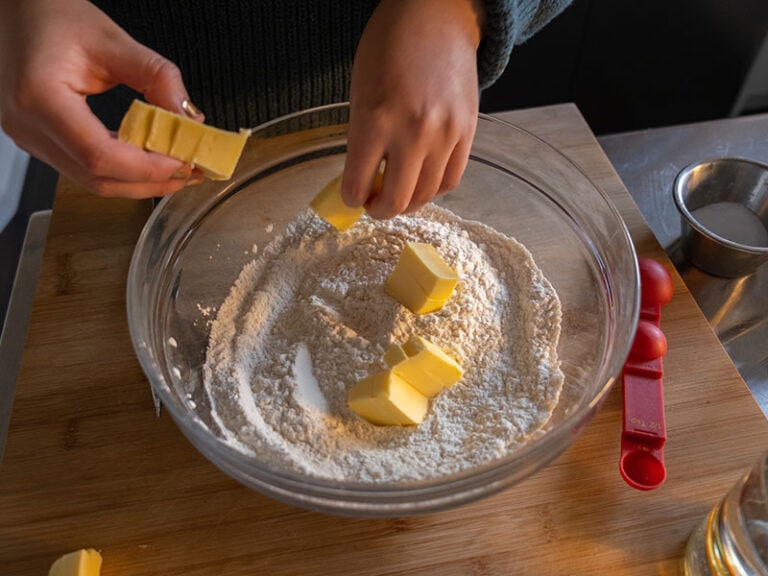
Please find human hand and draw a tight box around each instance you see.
[0,0,204,198]
[343,0,484,219]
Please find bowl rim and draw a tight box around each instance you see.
[127,101,640,512]
[673,156,768,255]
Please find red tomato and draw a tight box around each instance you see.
[639,258,674,308]
[629,320,668,360]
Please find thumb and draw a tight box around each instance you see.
[97,29,203,119]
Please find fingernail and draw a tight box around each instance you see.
[171,166,192,179]
[184,174,206,188]
[182,99,203,118]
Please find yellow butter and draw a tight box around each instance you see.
[392,335,463,397]
[49,548,102,576]
[193,125,250,180]
[399,243,459,300]
[347,370,428,426]
[117,99,154,148]
[169,115,207,163]
[384,243,458,314]
[145,106,180,156]
[309,174,365,231]
[383,343,409,367]
[118,99,249,181]
[384,266,451,314]
[309,168,385,231]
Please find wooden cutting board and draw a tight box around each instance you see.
[2,104,766,576]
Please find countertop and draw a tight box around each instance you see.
[1,104,767,575]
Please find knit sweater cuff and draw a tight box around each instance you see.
[477,0,572,89]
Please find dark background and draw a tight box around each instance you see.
[480,0,768,134]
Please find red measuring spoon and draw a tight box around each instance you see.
[620,258,674,490]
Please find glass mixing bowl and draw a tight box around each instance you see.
[127,103,639,516]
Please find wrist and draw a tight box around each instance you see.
[449,0,486,50]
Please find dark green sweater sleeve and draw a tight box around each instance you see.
[478,0,573,88]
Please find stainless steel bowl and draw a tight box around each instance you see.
[673,157,768,278]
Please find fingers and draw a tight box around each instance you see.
[439,130,473,194]
[89,171,203,198]
[27,91,201,198]
[365,151,421,219]
[0,0,206,199]
[46,90,189,180]
[19,86,194,197]
[408,153,453,210]
[364,147,445,220]
[90,13,201,120]
[341,117,387,209]
[116,49,203,118]
[16,121,201,198]
[343,112,474,220]
[341,0,482,220]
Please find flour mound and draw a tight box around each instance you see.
[203,204,563,482]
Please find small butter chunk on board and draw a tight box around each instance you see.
[118,99,250,180]
[388,335,463,397]
[347,370,428,426]
[385,242,459,314]
[49,548,102,576]
[309,168,384,231]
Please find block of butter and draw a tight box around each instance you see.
[118,99,250,180]
[145,106,179,156]
[309,173,365,231]
[383,343,409,367]
[169,112,205,163]
[117,98,154,148]
[49,548,102,576]
[347,369,428,426]
[309,168,384,231]
[385,242,459,314]
[388,335,463,397]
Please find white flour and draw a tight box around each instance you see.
[203,204,563,483]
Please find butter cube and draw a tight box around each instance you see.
[397,242,459,300]
[193,126,250,180]
[310,168,385,231]
[309,174,365,231]
[392,335,463,397]
[117,99,154,148]
[383,343,409,367]
[385,242,458,314]
[384,266,453,314]
[347,370,428,426]
[145,107,180,156]
[49,548,102,576]
[170,116,206,163]
[118,99,250,181]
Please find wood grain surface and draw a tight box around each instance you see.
[2,104,767,576]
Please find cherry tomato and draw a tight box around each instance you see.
[629,320,667,361]
[639,258,674,308]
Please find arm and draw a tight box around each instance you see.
[0,0,203,198]
[342,0,572,219]
[343,0,484,220]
